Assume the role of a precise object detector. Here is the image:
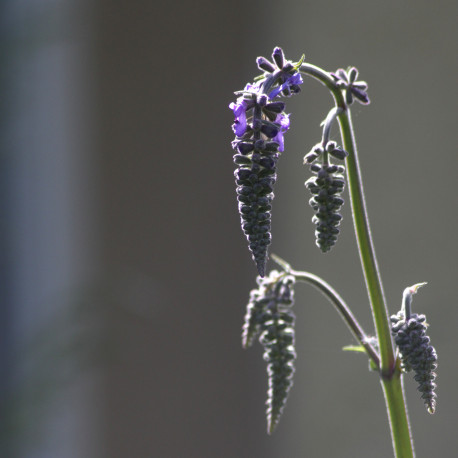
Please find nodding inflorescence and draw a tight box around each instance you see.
[241,269,297,434]
[331,67,370,106]
[391,285,438,414]
[229,47,303,277]
[304,141,347,252]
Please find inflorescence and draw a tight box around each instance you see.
[304,141,347,252]
[391,285,438,414]
[231,48,438,445]
[229,47,303,277]
[331,67,370,106]
[242,270,297,434]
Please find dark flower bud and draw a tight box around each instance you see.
[351,87,370,105]
[237,142,255,154]
[261,122,280,138]
[256,56,275,73]
[272,47,285,69]
[252,118,262,131]
[303,151,319,164]
[328,147,348,160]
[257,94,268,107]
[282,62,294,73]
[281,87,292,97]
[325,141,337,153]
[348,67,358,83]
[265,101,286,113]
[264,141,280,152]
[233,154,251,165]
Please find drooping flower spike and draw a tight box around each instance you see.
[331,67,370,106]
[230,48,303,276]
[304,141,348,252]
[391,283,438,414]
[241,270,297,434]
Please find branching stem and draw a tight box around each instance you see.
[272,254,379,367]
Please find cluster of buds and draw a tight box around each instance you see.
[391,284,438,414]
[331,67,370,106]
[229,48,303,277]
[304,141,347,252]
[242,270,296,433]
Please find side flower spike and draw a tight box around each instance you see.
[391,283,438,414]
[241,270,297,433]
[304,141,347,252]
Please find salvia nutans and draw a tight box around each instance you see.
[391,283,437,414]
[231,49,440,438]
[242,270,296,434]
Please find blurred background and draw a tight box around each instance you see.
[1,0,457,457]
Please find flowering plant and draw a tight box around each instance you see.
[229,48,437,457]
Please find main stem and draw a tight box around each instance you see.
[299,63,414,457]
[337,110,394,373]
[337,108,415,458]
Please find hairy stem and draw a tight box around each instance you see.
[337,108,414,457]
[300,63,415,457]
[272,254,379,367]
[382,369,416,458]
[337,109,394,374]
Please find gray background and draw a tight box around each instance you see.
[1,0,457,457]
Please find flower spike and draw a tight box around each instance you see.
[230,49,303,276]
[304,139,347,252]
[241,270,297,433]
[391,284,437,414]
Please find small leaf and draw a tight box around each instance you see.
[342,345,366,353]
[292,54,306,72]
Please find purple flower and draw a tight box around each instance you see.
[229,98,249,136]
[268,73,303,99]
[229,83,262,137]
[272,113,290,152]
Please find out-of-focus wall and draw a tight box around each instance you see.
[1,1,100,457]
[2,1,457,457]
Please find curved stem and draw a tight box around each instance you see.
[271,254,380,368]
[321,106,343,146]
[300,63,345,108]
[337,110,395,375]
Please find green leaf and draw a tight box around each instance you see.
[292,54,306,72]
[342,344,366,353]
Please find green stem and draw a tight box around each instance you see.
[337,110,395,374]
[300,63,415,457]
[337,108,415,458]
[382,369,415,458]
[271,254,379,367]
